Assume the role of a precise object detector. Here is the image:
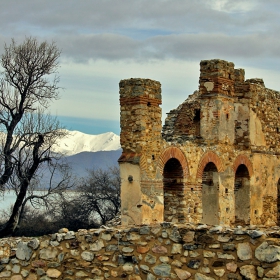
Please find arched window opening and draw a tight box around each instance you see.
[235,164,250,225]
[202,162,219,225]
[163,158,184,223]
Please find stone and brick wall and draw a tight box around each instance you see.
[1,224,280,280]
[119,59,280,227]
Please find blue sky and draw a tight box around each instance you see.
[0,0,280,135]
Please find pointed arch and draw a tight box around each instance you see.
[158,147,189,177]
[196,151,224,180]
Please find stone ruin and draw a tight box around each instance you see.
[118,59,280,227]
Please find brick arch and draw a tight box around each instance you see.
[196,151,224,179]
[158,147,189,177]
[232,154,253,177]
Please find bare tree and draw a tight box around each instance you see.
[75,167,121,225]
[0,37,71,237]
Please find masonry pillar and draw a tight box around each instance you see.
[199,59,235,145]
[118,78,163,225]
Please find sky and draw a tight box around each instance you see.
[0,0,280,135]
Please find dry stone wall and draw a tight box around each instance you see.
[1,224,280,280]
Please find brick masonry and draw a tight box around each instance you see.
[119,59,280,227]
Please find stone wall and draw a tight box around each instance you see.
[1,224,280,280]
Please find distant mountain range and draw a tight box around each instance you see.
[57,130,121,177]
[37,130,122,185]
[53,130,121,156]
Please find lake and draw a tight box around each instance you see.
[0,191,78,213]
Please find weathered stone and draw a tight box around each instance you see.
[217,235,231,242]
[26,273,37,280]
[144,254,156,265]
[90,239,104,251]
[147,273,156,280]
[189,251,200,257]
[137,245,149,254]
[122,263,134,274]
[75,271,88,277]
[101,232,112,241]
[105,244,118,252]
[64,231,75,240]
[169,227,182,242]
[39,248,58,260]
[47,262,60,268]
[257,266,264,278]
[183,231,195,243]
[159,256,169,263]
[46,268,61,279]
[214,268,225,277]
[28,239,40,250]
[122,247,134,253]
[11,264,20,273]
[127,233,140,241]
[21,269,29,278]
[171,244,182,254]
[37,268,46,276]
[265,264,280,278]
[223,243,235,251]
[217,252,235,260]
[203,251,215,258]
[237,242,252,260]
[0,270,11,278]
[139,226,150,235]
[194,273,215,280]
[151,245,167,254]
[247,230,264,239]
[140,264,150,273]
[172,259,183,268]
[226,262,237,272]
[32,260,46,268]
[152,263,171,277]
[81,251,94,261]
[240,265,257,280]
[174,268,191,279]
[16,242,33,261]
[255,242,280,263]
[187,259,200,269]
[11,275,23,280]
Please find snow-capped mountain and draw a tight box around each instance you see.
[53,130,121,156]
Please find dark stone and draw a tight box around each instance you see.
[161,222,171,228]
[227,273,241,279]
[0,265,4,272]
[212,260,225,267]
[197,234,215,244]
[169,227,182,243]
[223,244,235,251]
[183,244,197,250]
[187,259,200,269]
[47,262,60,268]
[129,227,140,232]
[85,234,93,243]
[140,226,150,235]
[69,240,80,248]
[105,245,118,252]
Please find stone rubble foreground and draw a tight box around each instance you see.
[0,223,280,279]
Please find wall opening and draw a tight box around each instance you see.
[277,179,280,226]
[201,162,219,225]
[234,164,250,225]
[193,109,201,136]
[163,158,184,223]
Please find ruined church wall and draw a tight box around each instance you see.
[1,224,280,280]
